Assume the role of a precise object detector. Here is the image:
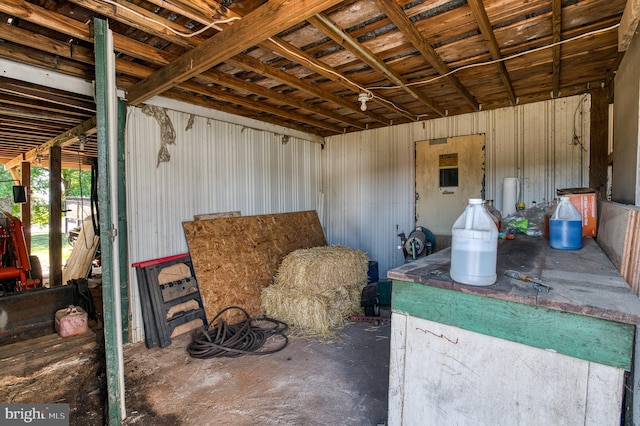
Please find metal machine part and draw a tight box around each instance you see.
[398,226,434,262]
[0,211,41,294]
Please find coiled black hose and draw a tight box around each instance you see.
[187,306,289,359]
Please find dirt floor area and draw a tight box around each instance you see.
[0,329,106,425]
[122,321,391,425]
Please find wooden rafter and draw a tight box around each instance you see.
[374,0,480,111]
[2,0,365,131]
[126,0,345,105]
[552,0,562,98]
[144,0,394,124]
[116,57,347,134]
[308,13,446,118]
[236,43,391,125]
[0,0,629,153]
[4,116,97,170]
[467,0,518,105]
[619,0,640,51]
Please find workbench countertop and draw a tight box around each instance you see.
[387,236,640,325]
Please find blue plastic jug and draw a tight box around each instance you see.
[549,196,582,250]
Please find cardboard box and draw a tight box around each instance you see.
[557,188,597,237]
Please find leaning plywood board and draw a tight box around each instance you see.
[183,211,326,323]
[597,201,640,293]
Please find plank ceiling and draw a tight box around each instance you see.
[0,0,627,168]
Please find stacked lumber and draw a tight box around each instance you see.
[62,216,100,284]
[597,201,640,293]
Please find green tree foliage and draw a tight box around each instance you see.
[61,168,92,198]
[0,166,92,226]
[0,168,20,216]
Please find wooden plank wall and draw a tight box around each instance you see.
[183,211,326,323]
[597,201,640,293]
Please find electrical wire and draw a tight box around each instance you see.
[99,0,240,38]
[571,94,589,152]
[103,0,619,118]
[367,23,621,92]
[187,306,289,359]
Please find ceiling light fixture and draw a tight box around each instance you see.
[358,91,372,112]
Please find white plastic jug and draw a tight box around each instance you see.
[502,177,519,216]
[450,198,499,286]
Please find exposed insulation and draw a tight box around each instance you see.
[183,211,326,324]
[141,104,176,166]
[261,245,368,337]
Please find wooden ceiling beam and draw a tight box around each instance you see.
[467,0,518,105]
[225,54,381,125]
[65,0,203,49]
[619,0,640,51]
[0,0,90,42]
[0,80,95,113]
[552,0,562,98]
[2,2,361,131]
[143,0,232,31]
[149,0,392,124]
[179,81,344,134]
[126,0,345,106]
[0,43,93,81]
[161,90,325,137]
[201,68,365,130]
[0,106,83,124]
[0,94,92,119]
[114,46,358,132]
[0,22,94,66]
[116,57,346,134]
[260,38,393,125]
[4,116,97,170]
[308,13,446,118]
[374,0,480,111]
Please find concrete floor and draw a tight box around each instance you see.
[122,321,391,425]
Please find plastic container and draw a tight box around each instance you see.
[549,195,583,250]
[450,199,499,286]
[367,261,379,284]
[484,199,502,231]
[55,305,88,338]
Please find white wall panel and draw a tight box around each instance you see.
[323,95,591,279]
[125,106,322,343]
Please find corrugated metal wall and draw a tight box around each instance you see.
[323,94,591,279]
[125,105,323,343]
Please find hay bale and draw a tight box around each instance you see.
[261,246,368,336]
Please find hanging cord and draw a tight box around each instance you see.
[90,159,100,236]
[187,306,289,359]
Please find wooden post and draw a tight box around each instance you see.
[589,87,610,200]
[49,145,63,286]
[20,161,31,254]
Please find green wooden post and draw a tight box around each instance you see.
[94,17,123,425]
[117,98,129,343]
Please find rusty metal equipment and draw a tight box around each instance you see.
[0,211,41,294]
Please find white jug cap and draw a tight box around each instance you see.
[469,198,483,204]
